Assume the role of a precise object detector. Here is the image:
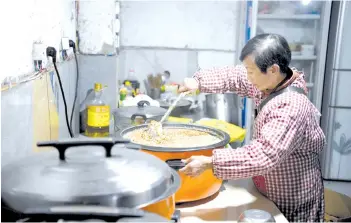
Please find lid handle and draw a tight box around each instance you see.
[131,114,147,121]
[137,100,150,107]
[37,138,130,161]
[166,159,186,171]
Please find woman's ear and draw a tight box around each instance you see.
[270,64,280,74]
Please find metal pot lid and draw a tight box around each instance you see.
[158,99,191,108]
[1,138,180,212]
[114,100,166,119]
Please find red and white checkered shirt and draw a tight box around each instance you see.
[194,65,326,222]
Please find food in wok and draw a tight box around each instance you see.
[124,121,222,148]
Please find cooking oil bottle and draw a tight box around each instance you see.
[85,83,110,137]
[118,87,127,108]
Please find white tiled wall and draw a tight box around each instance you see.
[118,1,243,87]
[2,0,76,81]
[120,1,240,51]
[118,49,197,91]
[198,52,236,70]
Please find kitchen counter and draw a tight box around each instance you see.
[177,178,288,223]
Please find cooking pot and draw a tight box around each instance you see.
[205,93,241,126]
[1,138,180,220]
[120,123,230,203]
[113,100,167,132]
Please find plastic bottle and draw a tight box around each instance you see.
[85,83,110,137]
[124,81,134,97]
[118,87,127,107]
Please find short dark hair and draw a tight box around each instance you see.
[239,33,292,76]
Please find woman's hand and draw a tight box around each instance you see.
[179,155,213,177]
[178,78,199,93]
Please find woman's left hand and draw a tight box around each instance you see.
[179,155,213,177]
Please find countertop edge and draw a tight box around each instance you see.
[177,178,288,223]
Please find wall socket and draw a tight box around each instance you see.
[32,42,48,71]
[32,43,46,60]
[61,37,70,50]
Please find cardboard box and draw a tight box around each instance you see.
[325,188,351,221]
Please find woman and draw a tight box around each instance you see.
[179,34,325,222]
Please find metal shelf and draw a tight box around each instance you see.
[258,14,321,20]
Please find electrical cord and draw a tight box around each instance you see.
[47,46,74,138]
[69,40,78,131]
[53,62,74,138]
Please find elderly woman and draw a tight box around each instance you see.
[179,34,325,222]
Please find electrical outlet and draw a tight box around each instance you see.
[32,43,46,60]
[61,37,70,50]
[33,42,48,71]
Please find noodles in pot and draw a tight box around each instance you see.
[124,125,222,148]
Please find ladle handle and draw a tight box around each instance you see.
[37,138,130,161]
[160,92,187,123]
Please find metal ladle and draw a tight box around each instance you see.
[148,92,188,137]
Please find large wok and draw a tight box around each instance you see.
[121,123,230,203]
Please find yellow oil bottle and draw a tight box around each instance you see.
[85,83,110,137]
[118,87,127,108]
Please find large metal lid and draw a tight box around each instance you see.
[1,138,180,212]
[158,98,191,108]
[114,100,167,119]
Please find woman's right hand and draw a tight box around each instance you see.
[178,78,199,93]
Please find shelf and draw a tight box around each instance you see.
[258,14,320,20]
[291,55,317,60]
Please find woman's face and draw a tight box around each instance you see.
[243,56,281,91]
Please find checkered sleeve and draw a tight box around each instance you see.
[212,97,307,179]
[193,65,259,98]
